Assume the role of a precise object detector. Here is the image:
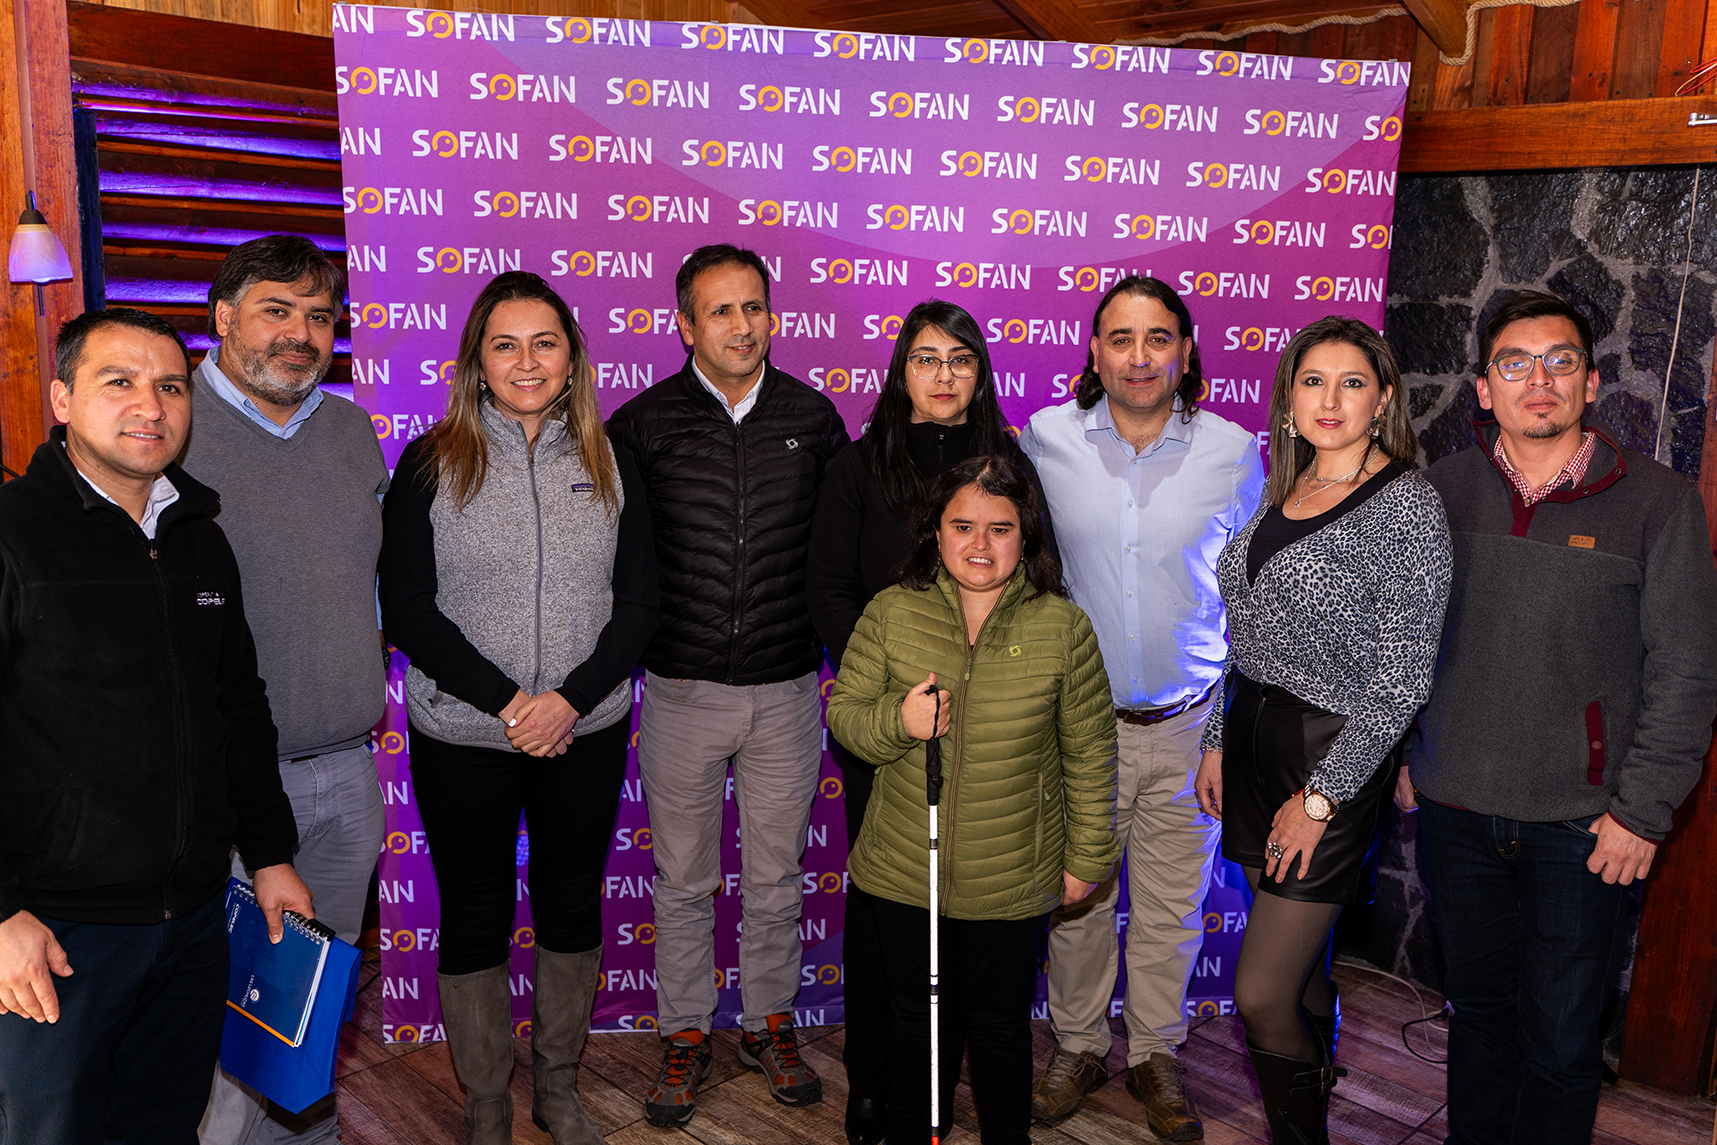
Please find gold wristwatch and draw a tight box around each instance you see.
[1303,786,1339,822]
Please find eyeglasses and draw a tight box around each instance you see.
[1487,348,1586,383]
[907,353,979,381]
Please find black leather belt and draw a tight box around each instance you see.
[1115,682,1216,728]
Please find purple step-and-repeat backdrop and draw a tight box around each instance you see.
[330,4,1405,1041]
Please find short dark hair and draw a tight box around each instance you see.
[56,307,192,390]
[894,454,1064,599]
[675,243,771,321]
[1479,289,1596,370]
[207,234,346,339]
[1075,275,1203,419]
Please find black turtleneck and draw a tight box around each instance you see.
[903,419,975,486]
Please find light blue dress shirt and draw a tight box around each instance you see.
[1022,395,1265,709]
[198,346,324,439]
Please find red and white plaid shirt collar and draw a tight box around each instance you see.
[1493,430,1596,506]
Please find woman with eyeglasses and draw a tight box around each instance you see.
[1192,317,1450,1143]
[806,298,1055,1145]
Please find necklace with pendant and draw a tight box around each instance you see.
[1292,447,1373,510]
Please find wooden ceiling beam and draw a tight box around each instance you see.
[992,0,1111,42]
[734,0,837,29]
[1401,95,1717,170]
[1400,0,1469,56]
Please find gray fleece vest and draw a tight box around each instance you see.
[407,406,629,748]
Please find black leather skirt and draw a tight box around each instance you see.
[1219,670,1396,905]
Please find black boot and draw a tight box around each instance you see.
[845,1095,886,1145]
[1302,985,1341,1064]
[1247,1042,1346,1145]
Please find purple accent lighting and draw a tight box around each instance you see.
[74,82,336,119]
[103,222,345,251]
[100,171,342,206]
[93,118,340,161]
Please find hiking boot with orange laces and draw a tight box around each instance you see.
[737,1013,823,1106]
[643,1029,713,1128]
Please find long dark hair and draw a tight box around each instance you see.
[420,272,615,512]
[1073,276,1203,421]
[1263,316,1416,507]
[894,455,1064,599]
[859,299,1022,519]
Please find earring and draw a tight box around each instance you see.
[1283,413,1299,439]
[478,379,488,390]
[1369,414,1381,439]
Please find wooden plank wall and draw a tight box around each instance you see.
[74,0,731,39]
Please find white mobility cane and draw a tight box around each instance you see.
[925,688,945,1145]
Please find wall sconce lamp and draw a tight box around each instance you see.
[9,192,75,316]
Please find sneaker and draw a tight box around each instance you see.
[1125,1052,1203,1141]
[738,1013,823,1106]
[1031,1046,1108,1121]
[643,1029,713,1128]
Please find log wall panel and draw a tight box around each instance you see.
[1612,0,1672,98]
[1469,8,1500,106]
[1657,0,1710,93]
[1569,0,1622,99]
[1487,4,1534,105]
[1524,2,1578,102]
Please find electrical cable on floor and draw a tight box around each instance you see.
[1332,957,1450,1064]
[1653,165,1704,467]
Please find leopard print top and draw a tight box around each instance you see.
[1200,470,1453,802]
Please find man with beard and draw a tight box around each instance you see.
[183,236,390,1145]
[607,244,848,1128]
[1403,290,1717,1144]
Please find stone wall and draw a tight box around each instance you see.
[1334,166,1716,1013]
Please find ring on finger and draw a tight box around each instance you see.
[1266,841,1284,859]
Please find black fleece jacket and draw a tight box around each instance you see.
[607,360,849,684]
[0,430,296,925]
[1410,420,1717,840]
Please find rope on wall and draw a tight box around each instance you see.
[1113,0,1582,68]
[1653,165,1704,466]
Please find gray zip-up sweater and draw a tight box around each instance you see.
[1410,420,1717,840]
[379,404,659,749]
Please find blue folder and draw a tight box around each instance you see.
[217,878,365,1114]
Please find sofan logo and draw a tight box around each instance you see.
[608,308,676,334]
[1177,270,1270,299]
[411,130,518,159]
[1231,218,1326,247]
[1363,115,1404,141]
[549,250,654,278]
[470,73,575,102]
[406,11,514,39]
[1071,44,1171,72]
[996,95,1093,126]
[810,258,907,286]
[1303,167,1397,195]
[336,67,438,98]
[1243,109,1338,138]
[1349,224,1393,249]
[352,302,447,330]
[944,38,1046,66]
[936,262,1032,290]
[473,190,576,219]
[1294,275,1385,303]
[1058,265,1150,292]
[1121,103,1218,131]
[740,85,842,114]
[985,317,1081,345]
[1186,161,1281,191]
[343,187,442,215]
[808,366,884,395]
[417,247,521,274]
[772,312,837,339]
[607,194,710,223]
[941,150,1037,179]
[869,91,969,120]
[547,16,650,45]
[682,140,784,169]
[813,31,916,61]
[867,203,964,232]
[1112,214,1207,242]
[1197,51,1294,80]
[812,145,911,175]
[605,78,709,108]
[549,135,652,163]
[740,200,837,227]
[1066,156,1160,185]
[1224,326,1298,353]
[1320,59,1411,85]
[991,208,1087,237]
[682,23,785,52]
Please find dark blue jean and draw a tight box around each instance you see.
[0,890,228,1144]
[1417,799,1627,1145]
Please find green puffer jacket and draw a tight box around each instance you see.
[827,566,1119,921]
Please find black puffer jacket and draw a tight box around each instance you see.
[607,360,849,684]
[0,430,296,926]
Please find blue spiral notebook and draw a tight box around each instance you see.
[225,878,332,1046]
[219,877,364,1113]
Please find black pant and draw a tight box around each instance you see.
[411,717,630,974]
[0,890,227,1144]
[869,894,1045,1145]
[835,739,890,1104]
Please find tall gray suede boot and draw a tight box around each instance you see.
[531,946,606,1144]
[438,964,515,1144]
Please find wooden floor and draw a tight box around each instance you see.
[332,960,1715,1144]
